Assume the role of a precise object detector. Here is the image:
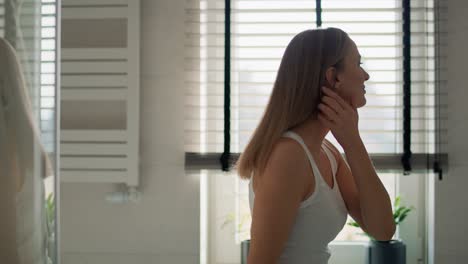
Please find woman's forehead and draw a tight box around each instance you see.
[346,41,361,60]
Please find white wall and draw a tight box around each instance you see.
[59,0,199,263]
[432,0,468,263]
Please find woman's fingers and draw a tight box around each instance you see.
[317,113,334,128]
[318,103,339,122]
[321,95,343,114]
[321,86,352,110]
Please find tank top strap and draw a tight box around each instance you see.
[321,143,338,177]
[282,131,323,185]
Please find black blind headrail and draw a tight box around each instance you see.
[220,0,231,171]
[402,0,412,174]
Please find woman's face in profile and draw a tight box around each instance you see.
[335,40,370,108]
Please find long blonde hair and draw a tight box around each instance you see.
[236,28,351,180]
[0,37,54,184]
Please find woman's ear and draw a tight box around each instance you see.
[325,67,337,89]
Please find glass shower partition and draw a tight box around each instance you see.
[1,0,59,263]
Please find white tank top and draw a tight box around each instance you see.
[249,131,348,264]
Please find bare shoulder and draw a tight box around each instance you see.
[256,136,309,192]
[267,136,309,174]
[269,137,306,165]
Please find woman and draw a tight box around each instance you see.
[236,28,396,263]
[0,37,53,264]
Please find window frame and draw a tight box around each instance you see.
[185,0,446,263]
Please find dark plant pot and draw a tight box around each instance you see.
[368,239,406,264]
[241,239,250,264]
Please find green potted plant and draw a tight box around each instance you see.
[45,193,56,264]
[347,195,415,264]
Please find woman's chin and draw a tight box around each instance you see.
[353,98,367,108]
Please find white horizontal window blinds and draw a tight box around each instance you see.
[185,0,227,153]
[320,0,437,154]
[40,0,57,153]
[321,1,403,153]
[185,0,317,153]
[409,0,444,154]
[231,0,316,153]
[186,0,438,157]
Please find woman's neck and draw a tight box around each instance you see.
[290,117,330,155]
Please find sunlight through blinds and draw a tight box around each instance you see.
[185,0,440,158]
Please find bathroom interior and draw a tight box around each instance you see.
[1,0,467,264]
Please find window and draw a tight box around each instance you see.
[40,2,57,233]
[185,0,441,263]
[0,0,58,262]
[41,0,57,155]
